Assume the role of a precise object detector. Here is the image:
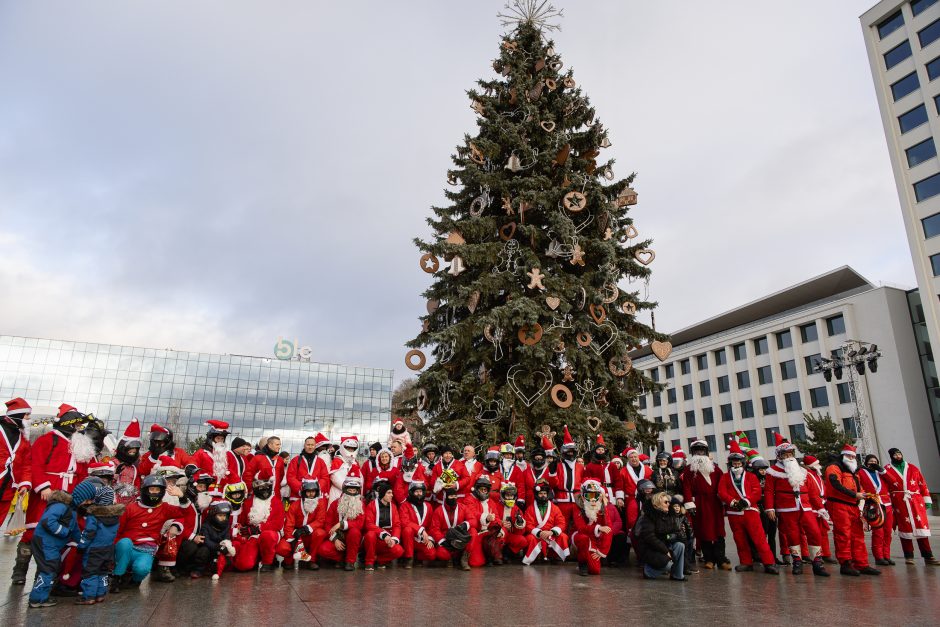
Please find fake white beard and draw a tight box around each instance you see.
[302,497,320,514]
[403,470,414,482]
[501,459,514,473]
[211,442,229,479]
[582,499,602,524]
[843,457,858,473]
[248,495,273,525]
[196,492,214,510]
[69,432,97,463]
[731,467,744,478]
[318,451,331,463]
[688,454,713,477]
[782,457,808,491]
[337,493,363,520]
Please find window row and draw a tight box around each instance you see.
[649,382,849,421]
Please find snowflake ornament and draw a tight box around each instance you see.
[498,0,564,33]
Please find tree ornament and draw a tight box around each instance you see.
[589,320,619,355]
[589,304,606,324]
[597,388,610,408]
[603,227,613,241]
[569,243,585,266]
[549,60,563,71]
[563,76,576,89]
[608,354,633,377]
[492,239,521,274]
[497,0,565,33]
[547,312,573,333]
[484,325,505,361]
[469,143,485,165]
[426,299,440,314]
[528,82,545,101]
[478,363,490,384]
[563,190,587,212]
[502,195,514,215]
[550,383,573,408]
[471,100,485,116]
[447,255,466,275]
[576,332,592,347]
[575,379,602,411]
[602,168,615,181]
[602,284,619,304]
[467,290,480,313]
[469,187,492,217]
[554,144,571,167]
[540,120,556,132]
[586,416,602,432]
[634,249,655,266]
[615,187,638,207]
[621,301,637,315]
[505,153,523,172]
[563,365,574,381]
[600,137,612,148]
[421,319,430,333]
[405,349,427,371]
[554,339,566,353]
[447,172,459,185]
[420,253,439,273]
[527,267,546,290]
[499,222,517,241]
[473,396,507,423]
[446,231,466,245]
[576,286,587,310]
[545,78,557,91]
[416,388,430,410]
[545,295,560,310]
[506,364,553,407]
[518,323,543,346]
[651,340,673,362]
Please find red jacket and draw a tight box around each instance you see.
[365,462,401,492]
[363,499,402,541]
[524,501,567,537]
[429,458,458,501]
[0,425,31,498]
[244,453,286,492]
[238,495,286,537]
[553,460,584,503]
[190,448,247,487]
[858,468,891,508]
[286,454,330,499]
[392,465,427,505]
[118,500,184,544]
[429,502,477,544]
[176,501,202,540]
[717,470,762,516]
[31,430,89,493]
[764,463,823,513]
[682,464,727,541]
[399,500,434,540]
[523,463,554,505]
[323,498,366,537]
[496,462,532,506]
[584,461,624,501]
[283,497,328,539]
[453,458,483,495]
[618,462,651,499]
[464,495,502,533]
[488,500,527,536]
[138,448,191,478]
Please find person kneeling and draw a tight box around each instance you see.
[634,491,686,581]
[572,479,618,576]
[362,481,404,570]
[317,467,366,571]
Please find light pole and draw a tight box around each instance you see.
[813,340,882,455]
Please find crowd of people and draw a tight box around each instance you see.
[0,396,937,609]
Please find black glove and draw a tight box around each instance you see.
[301,525,313,536]
[515,514,525,528]
[249,525,261,536]
[293,528,304,540]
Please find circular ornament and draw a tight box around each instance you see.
[405,350,426,371]
[518,323,543,346]
[420,254,439,273]
[563,191,587,213]
[550,383,573,408]
[608,354,633,377]
[576,332,592,347]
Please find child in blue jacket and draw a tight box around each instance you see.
[75,486,125,605]
[28,479,97,608]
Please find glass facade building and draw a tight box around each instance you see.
[0,335,394,454]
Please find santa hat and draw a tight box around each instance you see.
[610,456,623,468]
[205,420,230,434]
[155,454,183,476]
[773,432,786,447]
[342,464,363,487]
[4,397,31,417]
[485,445,500,460]
[541,434,555,453]
[88,460,116,476]
[595,434,606,447]
[690,438,708,450]
[774,432,795,455]
[313,432,330,449]
[514,435,526,451]
[639,454,650,464]
[404,443,416,459]
[621,446,638,458]
[803,454,821,470]
[150,424,170,435]
[672,445,686,460]
[56,403,77,419]
[391,417,404,427]
[840,444,857,457]
[728,440,746,459]
[561,425,576,450]
[340,435,359,450]
[120,418,142,446]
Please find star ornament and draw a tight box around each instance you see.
[497,0,564,33]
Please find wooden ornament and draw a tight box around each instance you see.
[608,354,633,377]
[528,82,544,101]
[534,58,546,72]
[602,283,619,304]
[550,60,563,71]
[555,340,566,353]
[545,78,557,91]
[416,388,429,410]
[421,319,430,333]
[550,383,573,408]
[471,100,484,116]
[518,323,543,346]
[624,224,639,239]
[604,227,613,241]
[419,253,439,273]
[499,222,517,241]
[634,249,656,266]
[469,143,485,165]
[621,301,637,315]
[603,168,615,181]
[505,153,522,172]
[447,172,458,186]
[502,195,514,215]
[563,191,587,212]
[597,212,609,233]
[616,187,638,207]
[446,231,466,245]
[586,416,601,432]
[545,295,561,310]
[600,137,612,148]
[562,365,574,381]
[467,291,480,313]
[589,304,607,324]
[508,87,517,105]
[483,325,499,343]
[540,120,556,132]
[527,267,546,290]
[405,349,427,371]
[426,299,440,314]
[546,46,555,56]
[563,76,576,88]
[576,332,592,347]
[651,340,673,362]
[502,40,518,51]
[554,143,571,167]
[569,243,585,266]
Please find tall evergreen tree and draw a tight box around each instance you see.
[405,3,668,451]
[794,411,852,462]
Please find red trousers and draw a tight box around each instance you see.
[826,501,869,568]
[470,530,529,565]
[363,531,405,565]
[317,528,363,565]
[901,537,934,557]
[728,512,774,566]
[870,507,894,560]
[777,510,821,554]
[232,531,281,570]
[555,502,579,534]
[573,530,613,575]
[400,527,441,561]
[523,533,571,564]
[275,529,328,566]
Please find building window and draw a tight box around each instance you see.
[687,437,697,450]
[826,314,846,336]
[928,55,940,80]
[886,40,914,69]
[714,348,727,366]
[804,353,822,374]
[638,395,647,410]
[720,403,733,422]
[717,375,730,393]
[683,383,693,401]
[695,354,708,370]
[915,171,940,201]
[743,429,758,449]
[655,416,663,424]
[837,382,851,404]
[702,435,715,452]
[919,18,940,48]
[899,104,929,133]
[669,413,679,429]
[736,370,750,389]
[703,407,714,425]
[843,418,859,438]
[761,395,777,415]
[671,439,681,452]
[733,343,746,361]
[757,365,773,385]
[913,0,939,17]
[784,391,802,412]
[765,427,779,447]
[680,359,691,375]
[907,137,937,167]
[685,410,696,428]
[776,330,793,350]
[649,368,660,382]
[780,360,797,380]
[932,253,940,276]
[923,212,940,238]
[878,10,904,39]
[665,363,674,378]
[667,388,677,404]
[653,393,662,407]
[800,322,818,343]
[809,386,829,408]
[700,380,711,397]
[891,71,920,101]
[740,399,754,419]
[753,337,769,355]
[789,423,807,441]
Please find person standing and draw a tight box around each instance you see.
[858,453,895,566]
[717,441,778,574]
[286,435,331,500]
[824,445,880,576]
[883,447,940,565]
[553,426,584,533]
[2,398,34,585]
[681,439,730,570]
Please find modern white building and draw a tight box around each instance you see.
[631,267,940,488]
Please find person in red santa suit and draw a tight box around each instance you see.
[802,454,837,564]
[2,398,34,585]
[620,445,653,532]
[553,426,584,534]
[522,479,570,565]
[495,443,529,510]
[884,447,939,565]
[362,480,404,570]
[276,479,328,570]
[392,444,426,504]
[763,434,829,576]
[286,433,331,500]
[243,434,286,493]
[858,453,895,566]
[572,479,617,576]
[523,437,555,505]
[487,483,530,563]
[138,424,190,478]
[232,468,285,572]
[190,421,244,487]
[318,465,366,570]
[584,435,624,508]
[420,443,439,475]
[824,445,880,576]
[452,444,483,497]
[469,447,505,496]
[681,439,730,570]
[428,445,457,503]
[399,481,441,568]
[365,448,401,492]
[717,441,779,574]
[464,475,498,566]
[429,482,479,570]
[111,418,143,506]
[328,435,361,503]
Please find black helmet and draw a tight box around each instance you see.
[472,475,492,500]
[655,451,671,463]
[149,427,175,457]
[252,479,274,501]
[208,501,233,529]
[637,479,656,494]
[301,479,320,500]
[422,443,439,455]
[83,417,110,455]
[749,458,770,470]
[372,480,393,501]
[140,474,167,506]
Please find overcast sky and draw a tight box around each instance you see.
[0,1,909,383]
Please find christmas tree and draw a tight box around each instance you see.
[794,411,852,463]
[404,2,668,451]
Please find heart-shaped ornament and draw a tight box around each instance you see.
[624,224,639,239]
[507,364,553,407]
[545,296,561,310]
[586,416,601,432]
[634,249,655,266]
[651,340,672,362]
[589,320,619,356]
[541,120,556,132]
[589,304,606,324]
[499,222,517,241]
[467,291,480,313]
[446,231,465,245]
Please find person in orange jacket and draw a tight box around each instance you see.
[824,445,880,576]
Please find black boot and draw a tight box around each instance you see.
[153,566,175,582]
[858,566,881,576]
[11,542,31,585]
[791,557,803,575]
[812,558,830,577]
[763,564,779,575]
[343,562,355,571]
[840,561,860,576]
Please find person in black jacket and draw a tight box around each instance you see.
[180,501,236,580]
[634,491,686,581]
